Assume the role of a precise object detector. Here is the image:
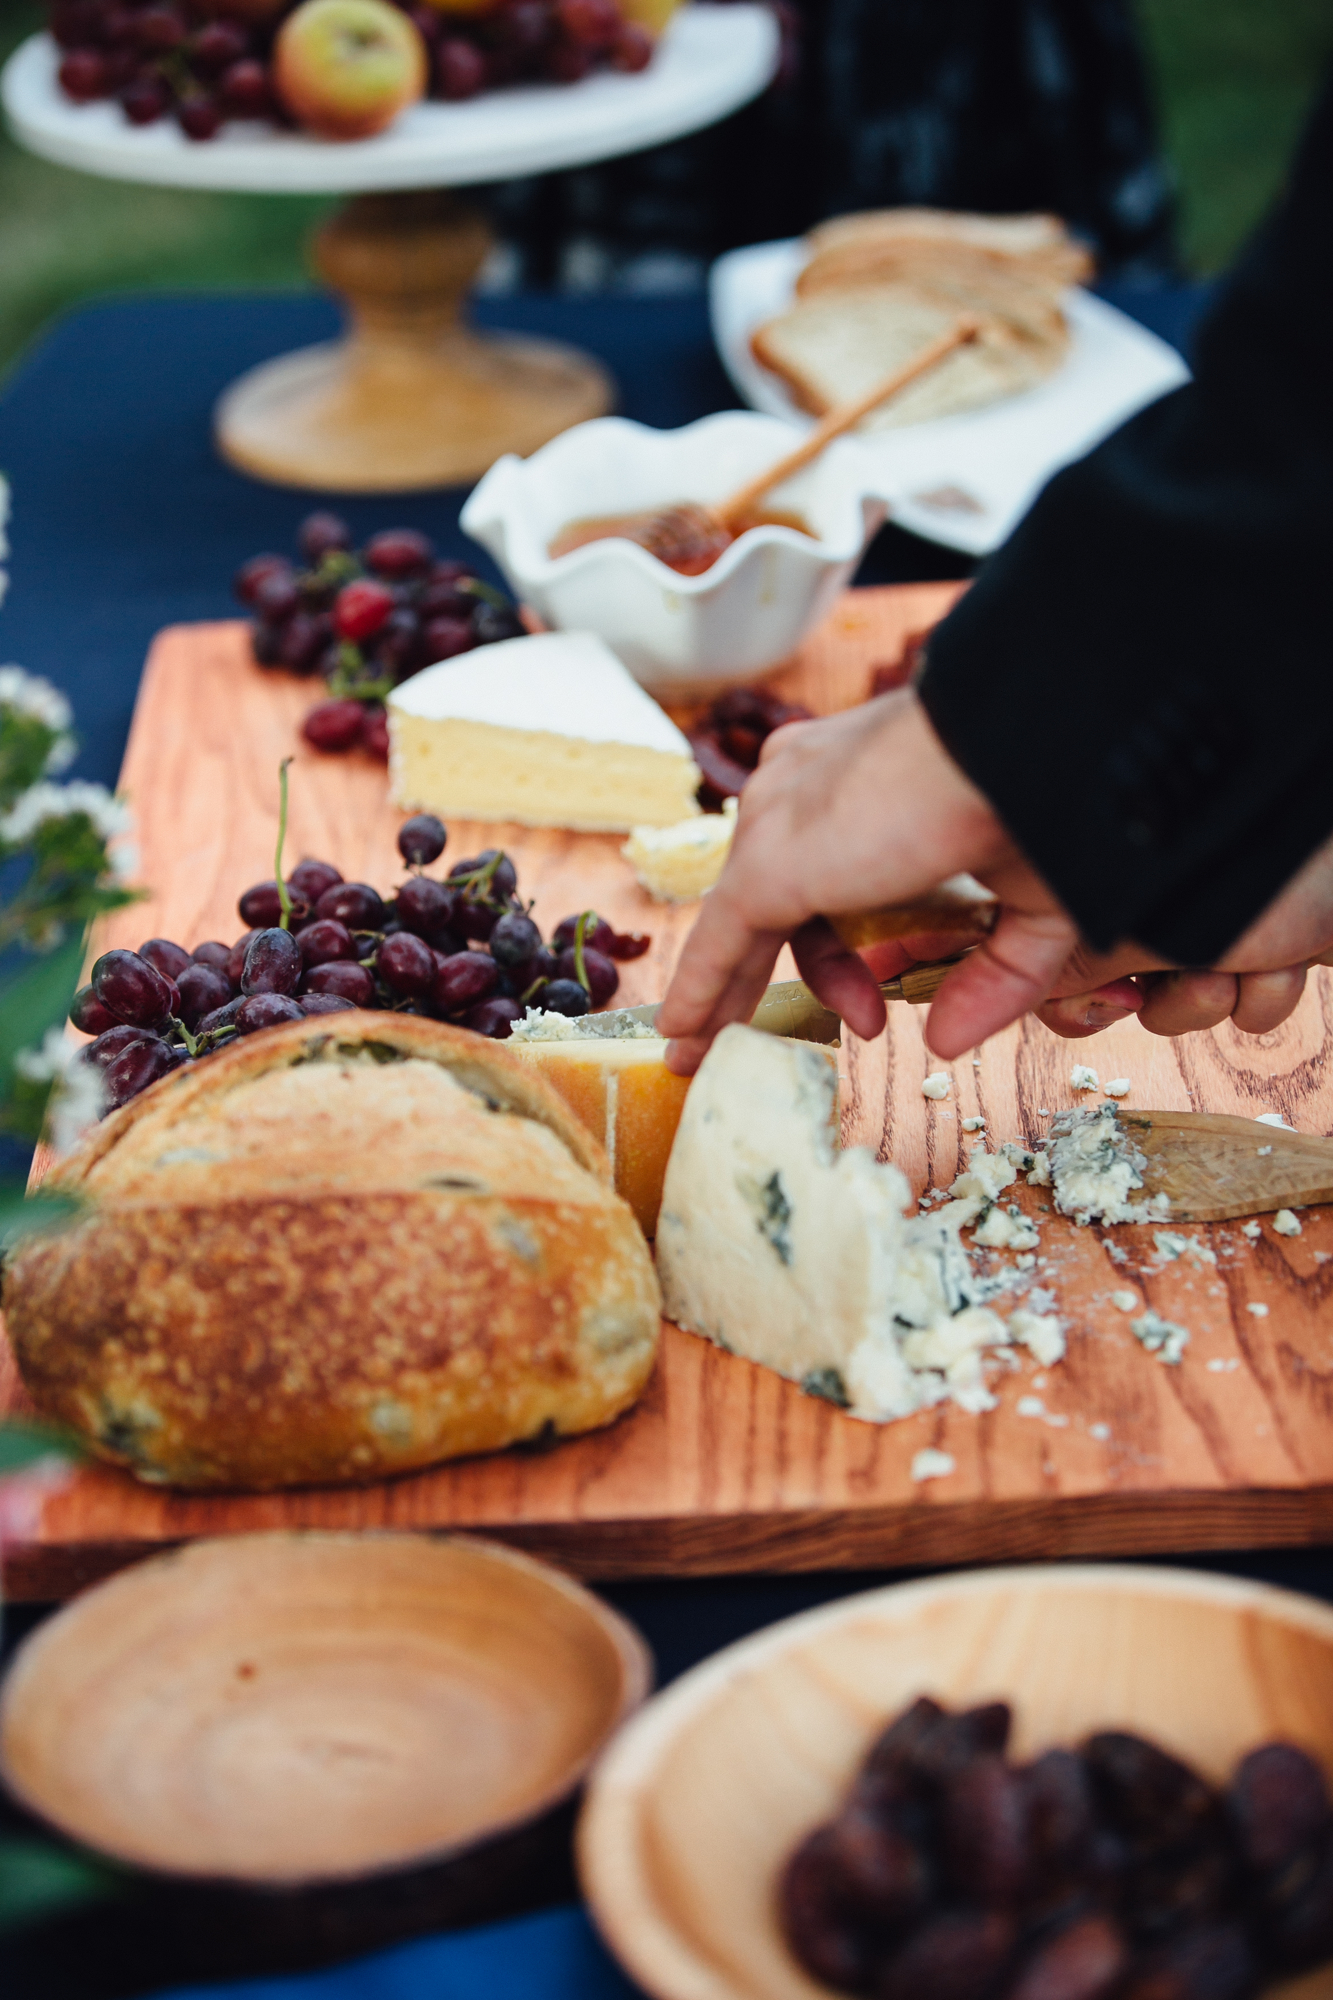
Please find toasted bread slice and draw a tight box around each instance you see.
[751,283,1065,428]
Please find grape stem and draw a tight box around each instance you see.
[573,910,596,994]
[171,1015,201,1058]
[274,757,294,930]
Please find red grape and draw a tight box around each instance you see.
[84,1024,158,1070]
[394,874,458,938]
[451,848,517,899]
[176,961,233,1029]
[557,0,618,47]
[315,881,385,930]
[555,945,618,1006]
[59,47,110,98]
[178,94,223,139]
[300,993,356,1015]
[303,698,366,754]
[241,927,303,996]
[238,880,298,929]
[334,578,396,642]
[372,605,424,679]
[428,557,470,585]
[287,857,343,904]
[454,897,499,941]
[460,996,522,1038]
[191,940,233,973]
[360,709,390,761]
[489,910,542,968]
[365,529,433,578]
[377,930,436,998]
[69,983,118,1036]
[104,1036,178,1106]
[226,932,257,986]
[552,911,615,956]
[135,6,186,51]
[299,512,353,562]
[610,21,651,70]
[138,937,193,981]
[197,998,244,1036]
[219,57,272,116]
[437,36,487,97]
[192,17,248,69]
[423,614,473,661]
[431,950,498,1012]
[397,813,446,866]
[92,949,179,1029]
[541,977,591,1017]
[305,960,376,1005]
[234,553,291,605]
[250,621,284,667]
[297,917,357,967]
[420,579,471,619]
[121,73,170,121]
[236,992,304,1033]
[278,611,328,673]
[255,570,301,621]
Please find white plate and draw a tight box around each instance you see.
[1,4,778,194]
[709,237,1191,555]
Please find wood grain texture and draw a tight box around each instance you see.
[8,582,1333,1598]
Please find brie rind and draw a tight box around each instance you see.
[655,1025,1014,1422]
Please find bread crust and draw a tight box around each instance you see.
[3,1014,661,1489]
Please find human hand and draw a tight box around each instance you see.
[657,691,1333,1072]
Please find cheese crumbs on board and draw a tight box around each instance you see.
[922,1072,952,1100]
[1070,1065,1099,1091]
[1274,1209,1303,1236]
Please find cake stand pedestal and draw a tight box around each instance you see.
[2,5,777,490]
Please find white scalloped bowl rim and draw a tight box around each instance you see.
[461,412,883,597]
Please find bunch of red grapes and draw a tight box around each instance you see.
[408,0,651,100]
[234,512,523,762]
[49,0,650,140]
[69,812,651,1115]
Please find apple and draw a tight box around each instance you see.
[274,0,428,140]
[616,0,680,33]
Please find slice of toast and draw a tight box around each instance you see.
[804,207,1094,288]
[750,283,1066,428]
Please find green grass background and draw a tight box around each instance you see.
[1,0,1331,378]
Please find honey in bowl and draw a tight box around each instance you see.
[548,504,814,577]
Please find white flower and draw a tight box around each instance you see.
[14,1025,75,1086]
[0,665,72,735]
[47,1057,107,1156]
[0,779,133,847]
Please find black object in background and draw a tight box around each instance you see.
[485,0,1179,289]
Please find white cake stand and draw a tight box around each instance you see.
[2,5,778,489]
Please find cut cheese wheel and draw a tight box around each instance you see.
[507,1032,690,1238]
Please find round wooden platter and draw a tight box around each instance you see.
[0,1531,650,1888]
[579,1563,1333,2000]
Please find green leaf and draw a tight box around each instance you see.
[0,1183,84,1258]
[0,932,85,1089]
[0,1417,81,1474]
[0,1838,121,1933]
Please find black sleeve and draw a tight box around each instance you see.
[918,73,1333,965]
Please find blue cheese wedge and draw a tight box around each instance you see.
[388,631,701,832]
[655,1025,1016,1422]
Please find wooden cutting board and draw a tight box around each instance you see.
[6,584,1333,1600]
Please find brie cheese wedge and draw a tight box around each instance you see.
[388,631,701,832]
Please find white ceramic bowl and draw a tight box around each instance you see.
[460,412,886,697]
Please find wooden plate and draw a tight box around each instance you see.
[579,1563,1333,2000]
[0,1531,649,1886]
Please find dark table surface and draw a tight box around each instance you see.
[7,278,1314,2000]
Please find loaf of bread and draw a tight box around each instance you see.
[752,206,1089,429]
[2,1014,661,1490]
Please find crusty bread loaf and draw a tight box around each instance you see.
[2,1014,661,1490]
[751,285,1064,429]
